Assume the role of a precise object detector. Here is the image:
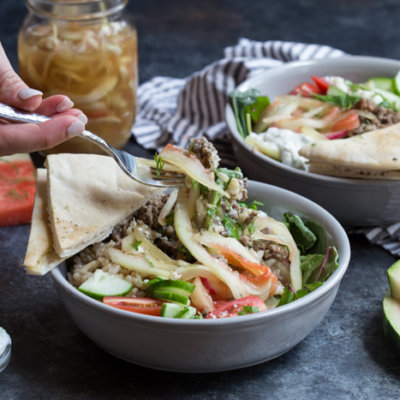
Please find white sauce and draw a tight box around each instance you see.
[247,127,314,170]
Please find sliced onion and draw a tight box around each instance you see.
[158,189,178,226]
[190,276,214,313]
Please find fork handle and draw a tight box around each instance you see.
[0,102,116,157]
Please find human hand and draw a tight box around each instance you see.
[0,43,87,156]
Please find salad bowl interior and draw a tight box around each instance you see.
[51,180,350,373]
[226,56,400,227]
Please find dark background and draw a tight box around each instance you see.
[1,1,400,399]
[3,0,400,82]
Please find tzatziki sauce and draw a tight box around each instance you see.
[247,127,314,170]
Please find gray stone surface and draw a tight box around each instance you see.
[1,0,400,399]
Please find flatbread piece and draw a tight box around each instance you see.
[299,123,400,179]
[46,154,160,258]
[23,169,66,275]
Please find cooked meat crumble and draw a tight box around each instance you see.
[188,137,220,170]
[350,98,400,136]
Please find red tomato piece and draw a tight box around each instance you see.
[290,82,321,97]
[330,111,360,132]
[0,155,36,227]
[311,76,330,94]
[103,297,163,316]
[206,296,267,319]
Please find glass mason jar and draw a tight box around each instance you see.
[18,0,138,153]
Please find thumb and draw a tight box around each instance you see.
[0,42,43,111]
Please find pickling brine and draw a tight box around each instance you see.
[18,0,137,152]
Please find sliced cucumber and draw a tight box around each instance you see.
[388,259,400,301]
[373,88,400,111]
[78,269,133,300]
[153,290,190,305]
[161,303,197,319]
[146,279,195,297]
[367,77,395,93]
[383,290,400,355]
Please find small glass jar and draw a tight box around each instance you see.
[18,0,138,153]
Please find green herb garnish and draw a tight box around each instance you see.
[131,241,142,251]
[222,214,241,239]
[145,256,155,268]
[238,306,260,316]
[247,220,256,235]
[313,87,360,109]
[165,212,174,225]
[153,152,165,176]
[237,200,264,210]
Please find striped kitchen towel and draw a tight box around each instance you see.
[131,38,400,257]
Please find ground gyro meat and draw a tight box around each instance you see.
[239,236,289,263]
[188,137,220,170]
[350,98,400,136]
[133,193,169,231]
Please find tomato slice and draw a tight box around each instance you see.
[206,296,267,319]
[311,76,330,94]
[103,297,163,316]
[330,111,360,132]
[290,82,321,97]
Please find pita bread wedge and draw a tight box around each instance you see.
[299,123,400,179]
[23,169,66,275]
[46,154,161,258]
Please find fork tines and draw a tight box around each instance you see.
[150,167,186,184]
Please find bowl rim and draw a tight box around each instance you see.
[51,180,351,327]
[225,55,400,186]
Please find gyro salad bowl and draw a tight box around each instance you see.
[226,56,400,227]
[24,138,350,372]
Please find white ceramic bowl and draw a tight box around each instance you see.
[51,181,350,373]
[226,56,400,227]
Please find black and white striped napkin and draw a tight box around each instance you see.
[132,38,400,257]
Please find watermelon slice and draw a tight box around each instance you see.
[0,154,36,227]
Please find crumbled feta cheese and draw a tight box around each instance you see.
[324,76,352,93]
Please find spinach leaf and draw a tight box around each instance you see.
[283,212,317,254]
[283,212,328,255]
[300,247,339,285]
[243,96,270,123]
[303,219,327,255]
[277,282,323,306]
[229,89,270,138]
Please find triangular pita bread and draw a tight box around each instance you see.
[299,123,400,179]
[23,169,66,275]
[46,154,160,258]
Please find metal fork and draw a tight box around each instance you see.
[0,103,185,188]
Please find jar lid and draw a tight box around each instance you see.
[0,328,11,373]
[26,0,128,20]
